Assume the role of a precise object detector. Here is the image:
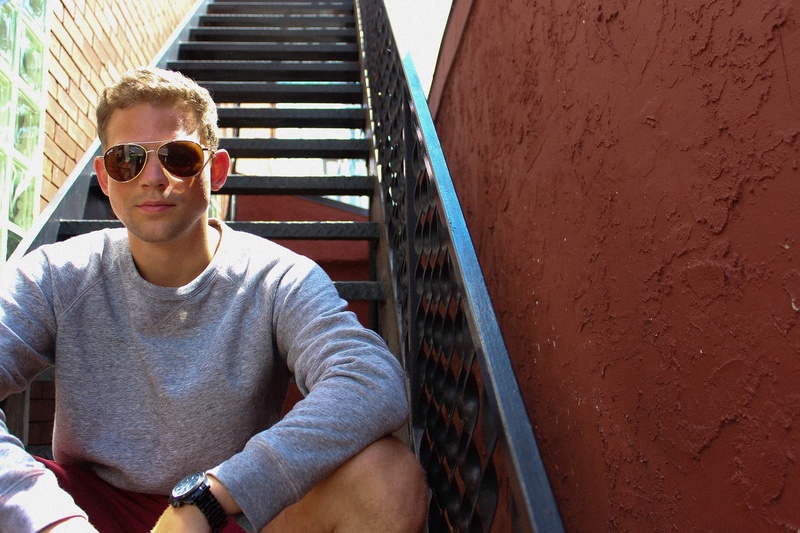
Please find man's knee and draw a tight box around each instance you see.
[362,436,424,482]
[263,436,428,533]
[338,436,428,531]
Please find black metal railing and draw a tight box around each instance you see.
[355,1,565,531]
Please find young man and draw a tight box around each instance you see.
[0,67,427,532]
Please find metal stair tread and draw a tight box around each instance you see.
[199,81,362,104]
[207,2,352,15]
[220,175,374,195]
[87,175,374,196]
[170,60,360,82]
[198,14,355,28]
[216,107,364,129]
[187,27,357,43]
[333,281,386,301]
[58,220,381,241]
[177,42,358,61]
[220,137,369,159]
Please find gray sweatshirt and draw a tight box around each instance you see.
[0,221,409,532]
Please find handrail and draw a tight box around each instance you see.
[355,0,565,530]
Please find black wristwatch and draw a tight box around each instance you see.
[169,472,229,533]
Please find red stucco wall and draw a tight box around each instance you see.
[432,0,799,530]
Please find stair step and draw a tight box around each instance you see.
[178,42,358,61]
[207,2,352,15]
[169,60,360,82]
[220,175,374,195]
[200,81,362,104]
[188,27,357,43]
[199,14,355,28]
[221,137,368,159]
[87,175,374,196]
[232,221,380,240]
[58,220,381,241]
[334,281,385,301]
[217,107,365,129]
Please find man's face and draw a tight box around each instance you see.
[93,103,225,250]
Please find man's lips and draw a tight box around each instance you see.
[137,201,175,213]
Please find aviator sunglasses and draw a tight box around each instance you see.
[102,140,215,183]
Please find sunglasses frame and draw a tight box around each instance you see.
[102,139,216,183]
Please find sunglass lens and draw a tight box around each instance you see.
[158,141,204,177]
[105,144,147,182]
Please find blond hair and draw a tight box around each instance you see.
[96,67,219,150]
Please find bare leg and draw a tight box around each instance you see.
[262,436,428,533]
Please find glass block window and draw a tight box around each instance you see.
[0,0,48,262]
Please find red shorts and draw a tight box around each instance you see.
[38,458,245,533]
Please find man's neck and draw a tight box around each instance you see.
[129,222,222,287]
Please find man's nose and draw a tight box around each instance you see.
[137,151,171,187]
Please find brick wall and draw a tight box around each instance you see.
[42,0,198,207]
[27,381,55,446]
[28,0,199,446]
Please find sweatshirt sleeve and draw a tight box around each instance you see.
[211,261,409,531]
[0,253,88,531]
[0,417,88,532]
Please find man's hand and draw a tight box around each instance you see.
[151,504,210,533]
[151,474,240,532]
[41,517,99,532]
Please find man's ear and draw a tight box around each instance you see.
[210,149,230,192]
[93,156,110,196]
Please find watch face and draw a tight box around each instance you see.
[172,472,205,499]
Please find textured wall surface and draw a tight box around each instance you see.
[433,0,799,530]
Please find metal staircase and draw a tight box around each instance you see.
[68,0,384,318]
[3,0,565,531]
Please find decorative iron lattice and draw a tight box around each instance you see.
[354,1,565,532]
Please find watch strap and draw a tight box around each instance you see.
[193,485,229,533]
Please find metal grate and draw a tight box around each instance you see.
[355,1,565,531]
